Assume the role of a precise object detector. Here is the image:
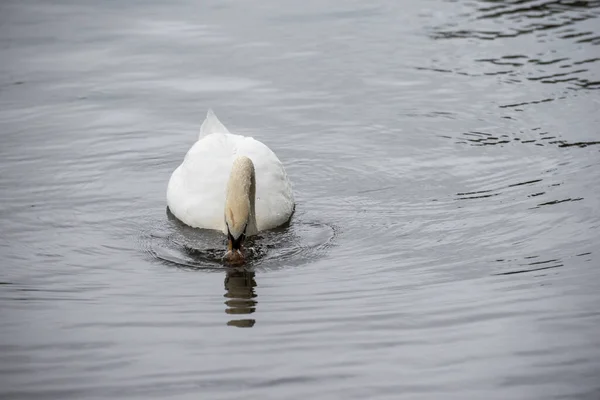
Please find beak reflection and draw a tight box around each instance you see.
[224,268,256,328]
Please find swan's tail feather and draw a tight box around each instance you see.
[199,109,230,138]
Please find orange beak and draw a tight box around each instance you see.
[225,235,245,264]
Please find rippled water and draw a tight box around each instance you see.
[1,0,599,399]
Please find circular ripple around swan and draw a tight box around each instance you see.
[140,208,336,271]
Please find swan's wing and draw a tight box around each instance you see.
[167,133,232,231]
[236,137,294,231]
[199,109,230,139]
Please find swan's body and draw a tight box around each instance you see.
[167,110,294,247]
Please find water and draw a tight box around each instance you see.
[1,0,599,398]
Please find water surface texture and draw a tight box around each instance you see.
[1,0,600,399]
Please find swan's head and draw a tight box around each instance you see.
[224,156,256,263]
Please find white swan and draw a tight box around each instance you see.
[167,110,294,260]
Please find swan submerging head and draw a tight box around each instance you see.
[224,156,257,263]
[166,110,295,265]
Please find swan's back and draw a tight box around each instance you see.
[167,111,294,233]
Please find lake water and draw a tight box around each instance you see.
[1,0,599,399]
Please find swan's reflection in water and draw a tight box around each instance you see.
[224,268,257,328]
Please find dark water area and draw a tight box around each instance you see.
[1,0,599,399]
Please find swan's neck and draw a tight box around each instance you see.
[225,156,257,238]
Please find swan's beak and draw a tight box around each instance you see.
[228,231,245,251]
[225,229,246,263]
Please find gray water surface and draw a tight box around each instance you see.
[1,0,600,399]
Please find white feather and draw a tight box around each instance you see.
[167,110,294,234]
